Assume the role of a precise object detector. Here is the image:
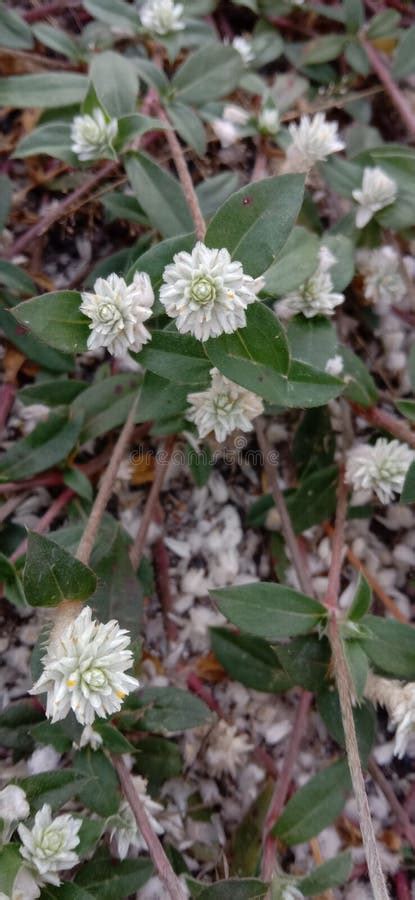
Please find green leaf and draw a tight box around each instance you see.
[348,575,372,620]
[133,736,182,791]
[30,720,72,753]
[276,635,331,692]
[14,123,76,164]
[344,0,364,31]
[205,175,305,277]
[361,615,415,679]
[71,373,141,443]
[168,102,207,155]
[123,686,213,733]
[274,759,351,844]
[196,172,239,220]
[137,372,188,422]
[324,234,355,291]
[127,232,194,288]
[32,23,81,60]
[210,628,292,692]
[19,379,87,407]
[101,191,147,225]
[16,770,85,811]
[138,329,211,386]
[75,850,153,899]
[286,464,338,534]
[317,688,375,763]
[263,227,319,296]
[0,701,43,753]
[90,51,139,117]
[287,315,337,370]
[196,880,268,900]
[0,553,26,608]
[92,722,134,753]
[0,412,82,482]
[0,260,35,294]
[93,526,142,638]
[84,0,138,27]
[116,112,167,149]
[0,7,33,49]
[0,174,12,231]
[346,639,370,698]
[367,9,400,39]
[293,408,335,475]
[0,845,23,896]
[299,852,352,895]
[400,460,415,504]
[133,58,169,92]
[23,532,97,608]
[41,885,94,900]
[302,34,346,65]
[0,73,88,108]
[0,306,74,373]
[395,399,415,423]
[393,25,415,78]
[172,45,243,105]
[12,290,88,354]
[125,151,193,238]
[63,467,93,502]
[211,583,326,641]
[73,749,120,816]
[339,346,379,407]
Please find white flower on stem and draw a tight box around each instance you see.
[257,102,280,137]
[18,804,81,886]
[27,746,61,775]
[70,108,118,162]
[345,438,414,504]
[0,785,29,842]
[139,0,184,34]
[365,672,415,758]
[160,241,264,341]
[0,866,41,900]
[325,354,343,376]
[353,166,397,229]
[109,776,164,859]
[30,606,139,726]
[211,104,250,148]
[78,724,104,751]
[277,246,344,319]
[356,246,406,314]
[232,36,254,65]
[187,368,263,443]
[205,721,253,778]
[281,887,305,900]
[80,271,154,357]
[286,112,345,171]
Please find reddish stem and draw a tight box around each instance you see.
[129,435,175,571]
[152,538,178,643]
[323,470,348,610]
[186,672,224,718]
[0,383,16,437]
[10,487,74,562]
[395,872,411,900]
[351,402,415,449]
[361,36,415,138]
[24,0,81,21]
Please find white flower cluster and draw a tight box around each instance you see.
[18,804,81,888]
[109,776,164,858]
[139,0,184,34]
[0,785,29,842]
[257,102,280,137]
[356,245,406,315]
[160,241,264,341]
[30,606,139,725]
[205,721,253,778]
[232,36,254,65]
[285,112,344,172]
[345,438,414,504]
[365,671,415,757]
[276,246,344,319]
[211,104,250,148]
[187,368,264,443]
[80,271,154,356]
[353,166,397,229]
[70,108,118,162]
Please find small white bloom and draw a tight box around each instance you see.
[257,105,280,136]
[139,0,184,34]
[109,776,164,859]
[30,606,139,725]
[18,804,81,886]
[232,36,254,65]
[70,108,118,162]
[80,271,154,356]
[325,354,343,376]
[345,438,414,504]
[160,241,264,341]
[27,746,61,775]
[211,104,250,148]
[277,246,344,318]
[205,721,253,778]
[281,887,305,900]
[365,672,415,757]
[78,724,104,751]
[286,112,345,171]
[353,166,397,229]
[356,246,406,314]
[0,866,41,900]
[0,785,29,841]
[187,368,263,443]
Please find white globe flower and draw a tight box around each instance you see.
[109,776,164,859]
[286,112,345,171]
[325,354,343,376]
[205,721,253,778]
[232,36,254,65]
[78,724,104,751]
[70,108,118,162]
[0,866,41,900]
[187,368,263,443]
[345,438,414,504]
[30,606,139,725]
[257,105,280,136]
[211,104,250,148]
[18,804,81,887]
[0,785,29,842]
[356,246,406,314]
[80,271,154,357]
[365,672,415,758]
[160,241,264,341]
[139,0,184,34]
[276,246,344,319]
[352,166,397,229]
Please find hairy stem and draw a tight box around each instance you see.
[351,402,415,449]
[361,35,415,138]
[113,756,188,900]
[368,757,415,851]
[158,108,206,241]
[129,435,175,571]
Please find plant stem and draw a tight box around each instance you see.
[360,35,415,138]
[129,435,175,571]
[76,395,139,566]
[0,383,16,437]
[158,108,206,241]
[10,488,74,562]
[368,757,415,851]
[112,756,188,900]
[351,402,415,449]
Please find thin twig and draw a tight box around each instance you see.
[361,36,415,138]
[0,383,16,437]
[368,757,415,851]
[152,538,178,643]
[10,488,74,562]
[157,107,206,241]
[351,402,415,449]
[129,435,175,571]
[76,395,139,566]
[112,756,188,900]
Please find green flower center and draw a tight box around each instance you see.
[191,275,217,305]
[213,393,235,415]
[83,667,107,690]
[41,829,64,856]
[98,301,118,323]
